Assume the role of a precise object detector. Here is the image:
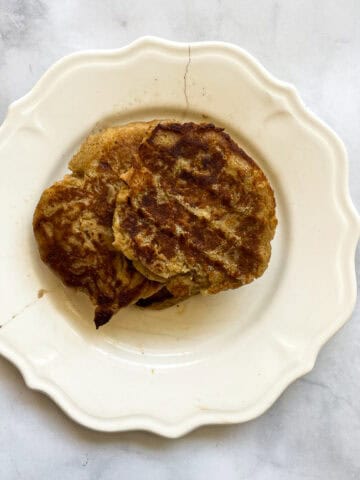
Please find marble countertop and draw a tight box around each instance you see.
[0,1,359,478]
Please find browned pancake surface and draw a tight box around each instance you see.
[33,123,161,327]
[113,122,277,299]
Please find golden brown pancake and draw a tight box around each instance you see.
[113,122,277,301]
[33,123,162,327]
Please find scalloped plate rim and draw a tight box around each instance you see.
[0,36,359,438]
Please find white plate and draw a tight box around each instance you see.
[0,37,359,438]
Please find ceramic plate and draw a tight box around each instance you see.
[0,37,359,437]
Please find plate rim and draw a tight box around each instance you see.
[0,36,359,438]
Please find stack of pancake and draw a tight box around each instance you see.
[33,121,277,328]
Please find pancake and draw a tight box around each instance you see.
[113,122,277,301]
[33,123,162,328]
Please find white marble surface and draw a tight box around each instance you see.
[0,1,359,478]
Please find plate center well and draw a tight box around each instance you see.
[33,107,289,366]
